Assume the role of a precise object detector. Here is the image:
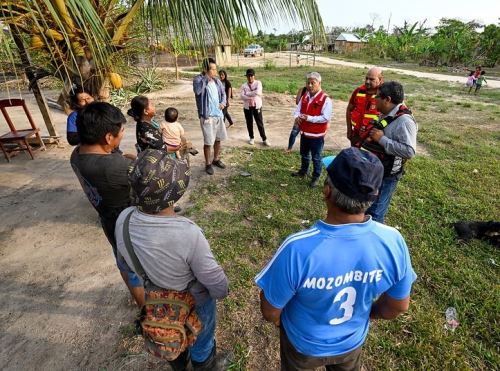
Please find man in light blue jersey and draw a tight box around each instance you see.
[255,147,417,370]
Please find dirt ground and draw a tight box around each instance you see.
[0,54,443,370]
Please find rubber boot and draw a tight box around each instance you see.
[168,350,191,371]
[192,347,232,371]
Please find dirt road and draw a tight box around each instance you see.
[234,52,500,88]
[0,54,490,370]
[0,79,351,370]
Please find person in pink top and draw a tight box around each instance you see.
[240,69,269,146]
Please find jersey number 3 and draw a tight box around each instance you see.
[329,287,357,325]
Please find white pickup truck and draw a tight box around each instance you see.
[243,44,264,57]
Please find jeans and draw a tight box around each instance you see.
[300,135,324,179]
[190,297,216,363]
[244,107,266,140]
[288,124,300,150]
[366,174,401,223]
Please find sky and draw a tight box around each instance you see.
[264,0,500,33]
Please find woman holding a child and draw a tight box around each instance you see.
[128,96,166,153]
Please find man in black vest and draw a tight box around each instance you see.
[361,81,418,223]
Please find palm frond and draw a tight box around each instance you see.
[0,0,324,95]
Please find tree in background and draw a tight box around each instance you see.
[288,29,309,44]
[478,23,500,67]
[352,25,375,39]
[390,21,429,62]
[233,26,253,66]
[167,37,195,80]
[430,19,480,66]
[364,18,498,67]
[0,0,324,104]
[366,28,391,60]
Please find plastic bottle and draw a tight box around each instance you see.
[445,307,459,332]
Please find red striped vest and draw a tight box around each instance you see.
[350,84,379,131]
[299,90,329,138]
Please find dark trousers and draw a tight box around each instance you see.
[222,106,233,125]
[244,107,266,140]
[299,135,324,179]
[280,326,362,371]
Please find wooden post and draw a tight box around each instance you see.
[10,25,59,140]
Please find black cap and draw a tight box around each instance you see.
[128,149,190,213]
[322,148,383,202]
[245,68,255,76]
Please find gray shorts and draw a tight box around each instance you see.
[200,116,227,146]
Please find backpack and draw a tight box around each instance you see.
[122,210,203,360]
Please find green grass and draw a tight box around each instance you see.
[204,66,500,106]
[181,67,499,370]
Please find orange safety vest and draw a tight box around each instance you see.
[350,84,379,131]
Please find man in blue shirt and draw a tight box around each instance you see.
[193,57,227,175]
[256,147,417,370]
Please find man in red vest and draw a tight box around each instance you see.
[346,67,383,146]
[291,72,333,188]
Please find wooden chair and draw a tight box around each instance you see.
[0,98,46,162]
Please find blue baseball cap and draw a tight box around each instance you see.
[322,148,383,202]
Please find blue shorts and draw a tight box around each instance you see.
[115,252,142,288]
[100,215,142,288]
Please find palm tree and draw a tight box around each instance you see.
[0,0,324,101]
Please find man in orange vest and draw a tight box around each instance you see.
[346,67,384,147]
[291,72,333,188]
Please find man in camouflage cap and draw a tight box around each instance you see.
[115,149,230,370]
[128,149,190,213]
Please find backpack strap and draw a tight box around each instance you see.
[122,209,195,291]
[122,209,148,281]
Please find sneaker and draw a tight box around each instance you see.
[212,159,226,169]
[188,148,199,156]
[248,138,255,145]
[205,164,214,175]
[291,171,306,178]
[263,140,270,146]
[310,178,320,188]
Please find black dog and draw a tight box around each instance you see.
[453,221,500,247]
